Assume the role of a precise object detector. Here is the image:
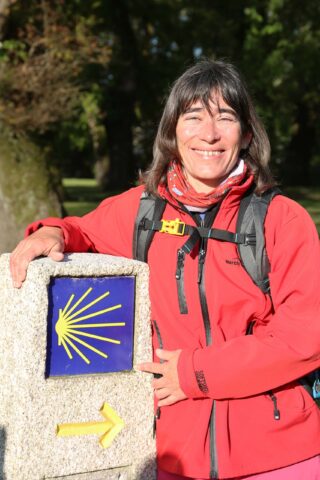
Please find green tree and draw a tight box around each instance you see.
[0,0,110,251]
[1,0,319,242]
[241,0,320,185]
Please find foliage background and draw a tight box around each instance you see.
[0,0,319,249]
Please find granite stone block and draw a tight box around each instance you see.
[0,253,156,480]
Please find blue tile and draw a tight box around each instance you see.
[46,276,135,377]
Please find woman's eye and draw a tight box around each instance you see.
[185,115,201,121]
[218,115,235,122]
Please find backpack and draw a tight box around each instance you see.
[132,187,320,400]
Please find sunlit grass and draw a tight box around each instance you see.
[62,178,119,216]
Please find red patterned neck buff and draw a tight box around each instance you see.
[166,159,248,208]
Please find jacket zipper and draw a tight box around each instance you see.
[153,319,163,437]
[268,392,280,420]
[176,249,188,314]
[246,322,281,421]
[210,401,218,478]
[198,237,211,346]
[197,217,218,479]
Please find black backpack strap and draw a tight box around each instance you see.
[239,187,320,401]
[237,187,281,294]
[133,192,167,262]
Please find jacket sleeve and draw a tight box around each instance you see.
[178,197,320,400]
[25,187,143,258]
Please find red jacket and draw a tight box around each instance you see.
[27,179,320,479]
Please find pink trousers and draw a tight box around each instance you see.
[158,455,320,480]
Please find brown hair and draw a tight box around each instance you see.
[141,59,275,194]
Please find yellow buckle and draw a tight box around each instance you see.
[159,218,185,236]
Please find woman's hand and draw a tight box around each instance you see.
[137,349,187,406]
[10,226,65,288]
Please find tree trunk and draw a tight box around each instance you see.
[103,0,139,190]
[105,91,136,189]
[0,127,63,253]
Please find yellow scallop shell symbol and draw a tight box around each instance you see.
[55,287,124,364]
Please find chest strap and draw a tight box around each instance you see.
[141,218,256,246]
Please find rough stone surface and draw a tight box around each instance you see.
[0,253,156,480]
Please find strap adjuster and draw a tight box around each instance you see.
[233,233,256,245]
[244,234,256,246]
[159,218,186,236]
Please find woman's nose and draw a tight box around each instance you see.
[199,119,220,143]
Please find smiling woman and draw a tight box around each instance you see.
[143,60,273,197]
[10,59,320,480]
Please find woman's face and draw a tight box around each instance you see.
[175,92,251,193]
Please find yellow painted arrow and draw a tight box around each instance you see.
[56,402,124,448]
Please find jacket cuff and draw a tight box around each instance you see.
[178,348,208,399]
[25,218,68,245]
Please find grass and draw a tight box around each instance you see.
[63,178,320,233]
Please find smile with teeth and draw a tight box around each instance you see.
[192,149,224,156]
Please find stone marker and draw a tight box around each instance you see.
[0,253,156,480]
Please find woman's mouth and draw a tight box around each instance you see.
[192,149,224,157]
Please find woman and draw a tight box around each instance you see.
[10,60,320,479]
